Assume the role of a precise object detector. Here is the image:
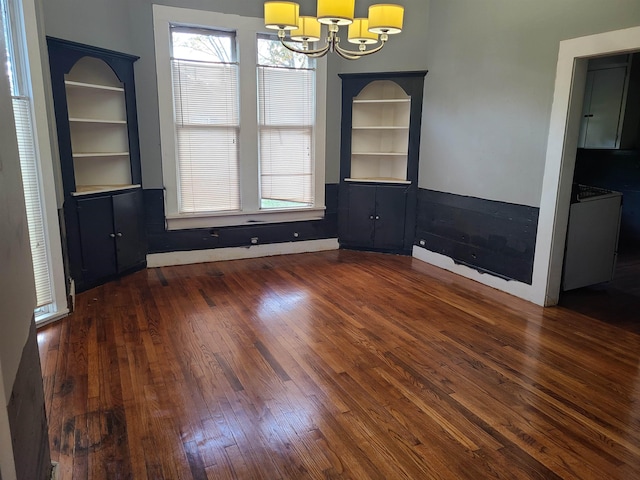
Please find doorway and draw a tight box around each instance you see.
[534,26,640,308]
[556,50,640,333]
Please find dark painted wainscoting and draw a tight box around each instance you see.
[574,149,640,251]
[8,319,51,480]
[415,189,539,284]
[144,184,339,253]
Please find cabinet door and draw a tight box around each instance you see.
[112,190,145,272]
[76,196,117,281]
[580,67,627,149]
[342,184,376,246]
[373,186,408,250]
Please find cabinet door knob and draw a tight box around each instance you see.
[116,232,123,237]
[369,215,374,220]
[584,114,594,118]
[109,233,116,238]
[375,215,380,220]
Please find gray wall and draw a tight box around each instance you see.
[421,0,640,207]
[42,0,429,186]
[42,1,640,208]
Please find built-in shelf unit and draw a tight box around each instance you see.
[338,71,427,254]
[47,37,146,292]
[64,57,139,196]
[348,81,411,184]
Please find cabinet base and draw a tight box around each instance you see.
[75,260,147,293]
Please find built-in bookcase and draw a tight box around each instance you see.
[47,37,146,292]
[338,71,427,255]
[349,80,411,184]
[65,57,136,195]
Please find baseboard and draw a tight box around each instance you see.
[412,245,541,305]
[147,238,340,268]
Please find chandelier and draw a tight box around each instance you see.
[264,1,404,60]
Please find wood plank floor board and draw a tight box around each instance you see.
[38,250,640,479]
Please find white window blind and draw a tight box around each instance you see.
[171,27,240,213]
[2,0,52,308]
[257,36,315,209]
[12,98,51,306]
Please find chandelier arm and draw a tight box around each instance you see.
[334,40,387,58]
[278,37,331,57]
[334,46,363,61]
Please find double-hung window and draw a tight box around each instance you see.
[171,26,240,213]
[154,6,326,230]
[257,35,315,209]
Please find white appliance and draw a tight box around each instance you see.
[562,184,623,291]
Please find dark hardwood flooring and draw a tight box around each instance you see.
[37,250,640,479]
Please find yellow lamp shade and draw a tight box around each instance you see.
[264,1,300,30]
[368,4,404,34]
[290,16,322,42]
[317,0,354,26]
[348,18,378,45]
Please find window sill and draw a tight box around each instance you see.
[166,206,326,230]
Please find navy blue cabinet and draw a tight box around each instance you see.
[340,184,409,250]
[76,190,145,285]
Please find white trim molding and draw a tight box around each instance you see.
[147,238,339,268]
[21,0,69,323]
[536,25,640,306]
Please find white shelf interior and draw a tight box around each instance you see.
[65,56,133,192]
[73,154,132,187]
[69,122,130,154]
[66,84,126,123]
[350,80,411,182]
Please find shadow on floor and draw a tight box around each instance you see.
[559,250,640,335]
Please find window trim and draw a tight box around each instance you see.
[2,0,68,324]
[153,5,327,230]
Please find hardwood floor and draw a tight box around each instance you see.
[37,250,640,479]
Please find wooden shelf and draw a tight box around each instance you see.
[344,177,411,184]
[352,126,409,130]
[352,152,407,156]
[73,152,129,158]
[65,80,124,92]
[71,184,141,196]
[353,98,410,104]
[69,117,127,124]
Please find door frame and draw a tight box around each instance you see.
[535,25,640,306]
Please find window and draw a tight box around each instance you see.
[171,26,240,213]
[1,0,67,322]
[154,6,326,230]
[257,35,315,210]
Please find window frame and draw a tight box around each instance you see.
[153,5,327,230]
[1,0,68,324]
